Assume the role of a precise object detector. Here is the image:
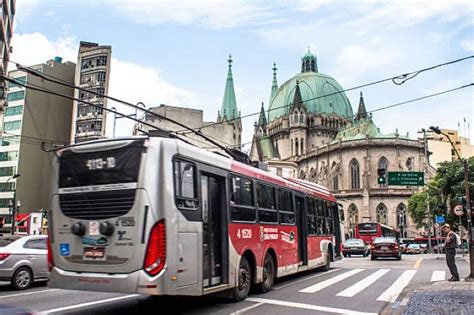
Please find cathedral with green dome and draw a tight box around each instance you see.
[250,51,431,238]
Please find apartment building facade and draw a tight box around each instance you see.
[70,41,112,143]
[0,58,75,220]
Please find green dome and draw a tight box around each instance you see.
[268,71,353,121]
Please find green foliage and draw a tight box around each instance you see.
[407,156,473,230]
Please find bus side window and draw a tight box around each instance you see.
[174,160,199,210]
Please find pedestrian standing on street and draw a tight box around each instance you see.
[442,223,459,281]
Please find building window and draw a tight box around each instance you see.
[397,203,408,238]
[0,182,15,192]
[300,113,304,125]
[295,138,299,156]
[291,139,293,156]
[4,120,21,131]
[376,203,388,225]
[7,91,25,102]
[0,151,18,161]
[96,56,108,66]
[350,159,360,189]
[406,157,413,171]
[5,105,23,116]
[348,204,358,238]
[97,71,106,82]
[0,198,14,207]
[7,76,26,88]
[300,138,304,155]
[0,166,15,176]
[173,160,198,210]
[229,176,255,222]
[333,175,339,190]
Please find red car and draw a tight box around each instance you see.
[371,237,402,260]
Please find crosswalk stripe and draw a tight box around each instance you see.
[299,269,364,293]
[337,269,390,297]
[376,270,417,302]
[431,270,445,282]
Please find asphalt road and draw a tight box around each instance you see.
[0,254,469,314]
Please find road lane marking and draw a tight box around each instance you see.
[377,270,417,302]
[42,294,140,314]
[230,302,264,314]
[273,268,339,290]
[431,270,445,281]
[337,269,389,297]
[247,297,377,315]
[299,269,364,293]
[0,289,60,299]
[413,257,423,269]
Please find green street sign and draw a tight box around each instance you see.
[388,172,424,186]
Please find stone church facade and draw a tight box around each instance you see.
[250,51,434,238]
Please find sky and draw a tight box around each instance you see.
[12,0,474,151]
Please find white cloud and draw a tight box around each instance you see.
[353,0,473,28]
[12,0,40,27]
[103,0,273,29]
[461,39,474,52]
[11,32,195,137]
[333,43,398,86]
[11,33,77,65]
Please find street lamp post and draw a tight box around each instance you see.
[430,126,473,280]
[135,102,146,135]
[110,107,117,138]
[6,174,20,235]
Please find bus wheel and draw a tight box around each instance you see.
[232,256,252,301]
[321,249,331,271]
[257,254,275,293]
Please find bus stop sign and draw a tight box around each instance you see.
[388,172,424,186]
[435,215,445,224]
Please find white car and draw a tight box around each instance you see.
[0,235,48,290]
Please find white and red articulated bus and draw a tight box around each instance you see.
[48,135,342,301]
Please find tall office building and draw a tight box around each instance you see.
[70,41,112,143]
[0,0,16,110]
[0,58,75,220]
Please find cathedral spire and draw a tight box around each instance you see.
[258,102,267,127]
[292,79,303,107]
[355,91,368,122]
[220,54,238,121]
[270,62,278,102]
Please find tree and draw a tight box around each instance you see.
[408,156,474,231]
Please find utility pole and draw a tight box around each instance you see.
[430,126,472,281]
[422,128,432,253]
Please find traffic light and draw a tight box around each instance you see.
[377,168,386,184]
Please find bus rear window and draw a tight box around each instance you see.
[358,223,377,234]
[59,140,144,188]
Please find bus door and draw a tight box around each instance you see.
[201,174,223,288]
[295,195,308,265]
[333,204,342,258]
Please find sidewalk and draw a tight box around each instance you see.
[399,280,474,314]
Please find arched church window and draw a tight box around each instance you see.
[300,138,304,155]
[406,157,413,171]
[295,138,299,156]
[291,139,294,156]
[397,203,408,238]
[378,157,388,187]
[294,111,298,124]
[348,204,358,238]
[300,113,304,125]
[350,159,360,189]
[376,203,388,225]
